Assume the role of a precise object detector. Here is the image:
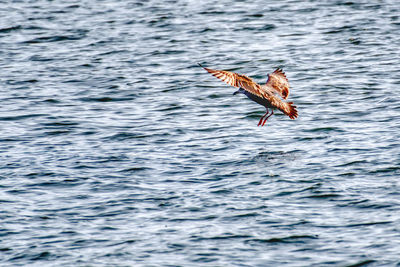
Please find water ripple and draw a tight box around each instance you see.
[1,0,400,266]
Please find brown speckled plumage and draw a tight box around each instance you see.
[200,64,297,126]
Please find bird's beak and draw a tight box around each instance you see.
[233,90,239,95]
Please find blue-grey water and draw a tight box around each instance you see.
[1,0,400,266]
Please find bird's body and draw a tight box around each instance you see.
[200,64,297,126]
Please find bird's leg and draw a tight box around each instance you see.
[258,109,269,126]
[261,110,274,126]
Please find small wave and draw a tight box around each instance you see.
[304,193,341,199]
[245,235,318,244]
[120,167,151,172]
[79,97,132,102]
[23,35,85,44]
[0,114,45,121]
[344,259,376,267]
[0,25,22,33]
[346,221,391,227]
[192,234,252,241]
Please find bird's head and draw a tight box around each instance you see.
[233,88,245,95]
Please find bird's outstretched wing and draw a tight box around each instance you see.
[200,65,268,99]
[266,68,290,99]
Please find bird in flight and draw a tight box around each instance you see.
[199,64,298,126]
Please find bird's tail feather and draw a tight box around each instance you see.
[285,102,298,119]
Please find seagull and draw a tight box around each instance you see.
[199,64,298,126]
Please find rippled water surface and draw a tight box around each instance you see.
[1,0,400,266]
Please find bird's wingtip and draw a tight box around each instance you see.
[197,62,204,68]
